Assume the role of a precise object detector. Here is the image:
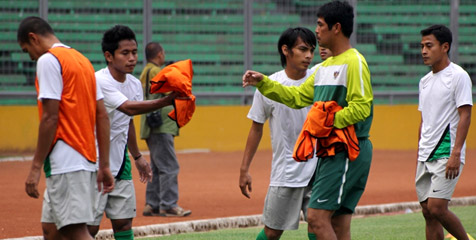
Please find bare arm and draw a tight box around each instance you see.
[127,119,152,183]
[25,99,59,198]
[117,92,176,116]
[96,99,114,193]
[239,121,264,198]
[446,105,472,179]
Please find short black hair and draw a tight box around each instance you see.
[101,25,137,55]
[17,16,54,44]
[277,27,316,68]
[421,24,452,54]
[317,1,354,38]
[145,42,163,62]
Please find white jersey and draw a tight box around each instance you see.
[96,67,143,176]
[418,62,473,163]
[37,43,102,175]
[247,69,317,187]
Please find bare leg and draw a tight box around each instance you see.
[331,214,352,240]
[58,223,94,240]
[421,200,444,240]
[87,225,100,237]
[111,218,133,233]
[307,208,337,240]
[425,198,469,240]
[264,225,284,240]
[42,222,60,240]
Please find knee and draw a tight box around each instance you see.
[42,222,62,240]
[112,219,133,233]
[427,204,447,219]
[87,225,100,237]
[264,227,283,240]
[307,214,327,230]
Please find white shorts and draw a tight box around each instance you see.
[262,185,312,230]
[41,170,96,229]
[88,179,136,225]
[415,158,463,202]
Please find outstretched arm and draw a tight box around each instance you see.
[239,121,264,198]
[117,92,177,116]
[446,105,471,179]
[242,70,315,108]
[128,119,152,183]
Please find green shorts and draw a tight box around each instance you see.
[309,139,372,215]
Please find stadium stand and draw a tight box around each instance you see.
[0,0,474,105]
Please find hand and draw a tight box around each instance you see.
[445,154,461,179]
[242,70,264,88]
[135,156,152,183]
[97,167,115,194]
[163,92,179,105]
[25,167,41,198]
[239,171,252,198]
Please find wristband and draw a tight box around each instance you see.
[133,154,142,160]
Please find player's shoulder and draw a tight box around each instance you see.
[449,62,470,78]
[95,68,112,82]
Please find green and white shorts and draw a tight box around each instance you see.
[308,139,372,215]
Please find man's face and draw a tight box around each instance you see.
[315,17,332,48]
[284,37,315,72]
[19,38,46,61]
[318,47,332,61]
[421,34,448,67]
[106,39,138,74]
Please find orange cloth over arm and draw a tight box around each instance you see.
[293,101,360,162]
[150,59,196,128]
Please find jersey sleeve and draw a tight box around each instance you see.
[334,52,373,128]
[37,53,63,101]
[454,70,473,108]
[247,89,272,124]
[96,73,128,113]
[255,72,315,109]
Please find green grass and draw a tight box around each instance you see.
[142,205,476,239]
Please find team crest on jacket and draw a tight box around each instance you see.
[334,71,339,79]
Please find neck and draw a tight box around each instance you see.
[284,67,307,80]
[40,35,61,52]
[431,57,451,73]
[107,65,127,82]
[149,58,161,67]
[329,37,352,56]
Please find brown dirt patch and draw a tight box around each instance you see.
[1,149,475,238]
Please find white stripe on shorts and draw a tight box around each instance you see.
[338,158,350,204]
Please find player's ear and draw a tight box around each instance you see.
[333,22,341,35]
[104,51,113,64]
[441,42,450,54]
[282,45,289,56]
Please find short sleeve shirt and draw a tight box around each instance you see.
[247,69,317,187]
[96,67,143,176]
[418,62,473,163]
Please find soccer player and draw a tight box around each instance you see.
[18,16,114,239]
[416,25,472,240]
[87,25,176,239]
[242,1,373,239]
[239,27,318,240]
